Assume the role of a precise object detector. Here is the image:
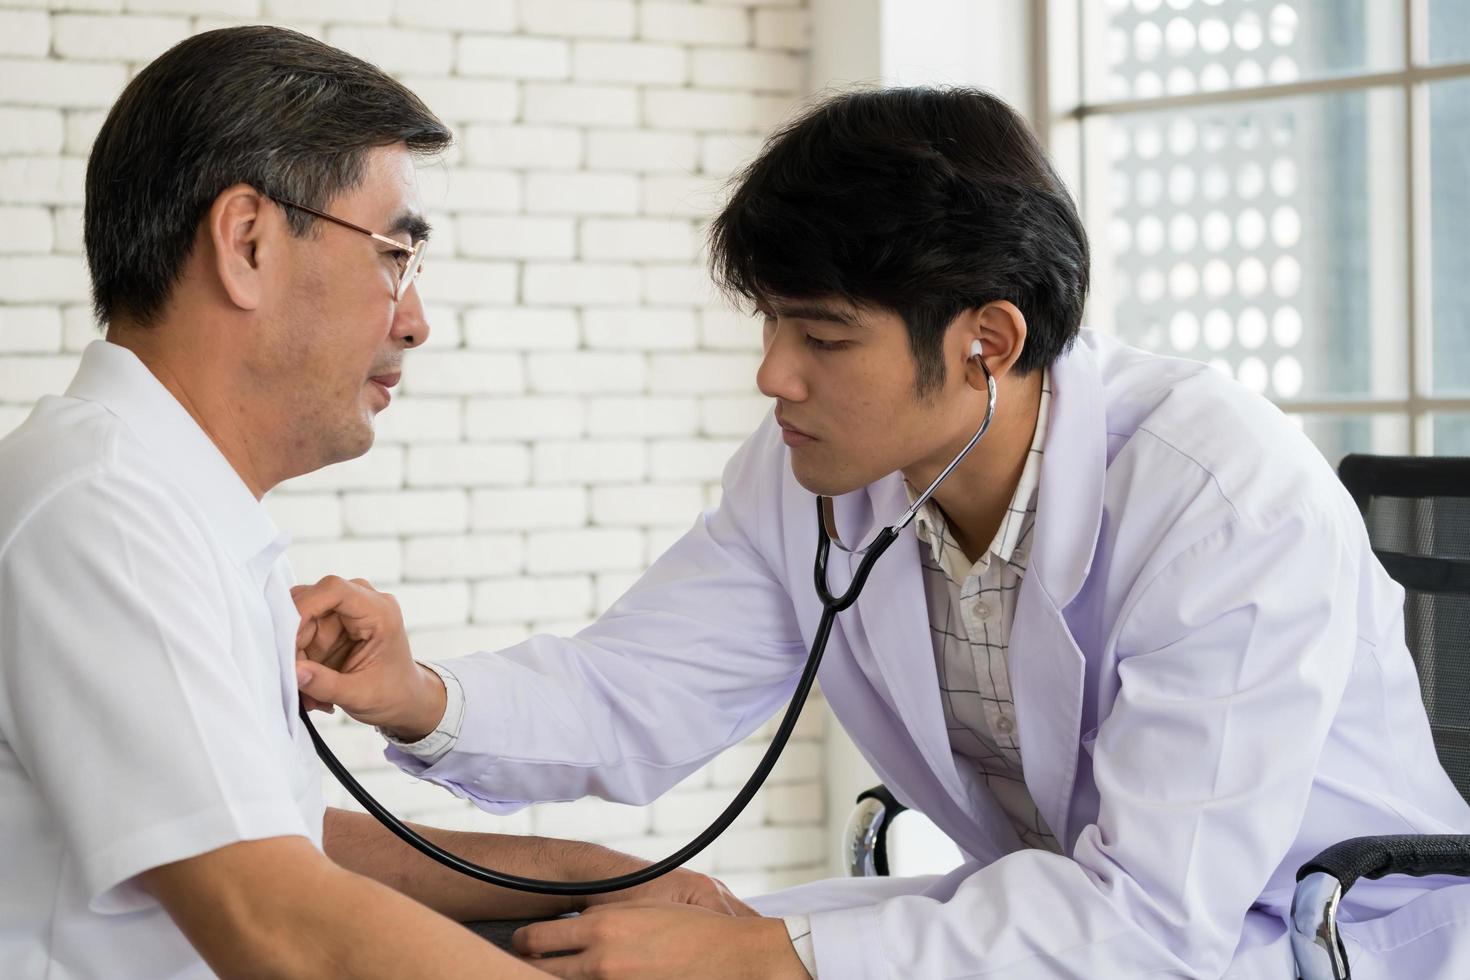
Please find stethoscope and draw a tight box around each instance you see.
[301,341,998,896]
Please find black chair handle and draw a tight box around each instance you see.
[855,785,909,877]
[1296,834,1470,895]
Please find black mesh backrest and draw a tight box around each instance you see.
[1339,455,1470,803]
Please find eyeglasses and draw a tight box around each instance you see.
[275,197,427,302]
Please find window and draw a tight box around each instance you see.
[1045,0,1470,461]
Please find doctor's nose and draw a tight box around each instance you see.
[756,323,809,403]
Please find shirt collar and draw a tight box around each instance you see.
[907,369,1052,583]
[65,340,287,572]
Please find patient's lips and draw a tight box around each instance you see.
[368,371,400,407]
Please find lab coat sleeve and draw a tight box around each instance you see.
[390,418,811,811]
[804,501,1360,978]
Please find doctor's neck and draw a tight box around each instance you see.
[901,368,1045,565]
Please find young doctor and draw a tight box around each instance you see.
[0,26,743,980]
[294,88,1470,978]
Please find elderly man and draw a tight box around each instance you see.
[0,26,739,980]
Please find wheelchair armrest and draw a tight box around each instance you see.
[1291,834,1470,980]
[843,785,908,877]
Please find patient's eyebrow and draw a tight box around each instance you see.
[387,210,431,244]
[768,303,864,328]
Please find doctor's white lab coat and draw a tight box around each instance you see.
[393,330,1470,978]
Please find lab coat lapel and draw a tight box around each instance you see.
[1008,338,1106,849]
[837,477,968,807]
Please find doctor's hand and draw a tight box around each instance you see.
[291,576,446,742]
[513,903,808,980]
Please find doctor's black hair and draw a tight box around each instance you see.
[708,87,1089,395]
[83,25,452,327]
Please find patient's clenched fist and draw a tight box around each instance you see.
[291,575,445,741]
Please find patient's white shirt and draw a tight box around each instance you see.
[0,341,324,979]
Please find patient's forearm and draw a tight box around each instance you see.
[325,807,640,921]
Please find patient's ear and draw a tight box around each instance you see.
[207,183,269,313]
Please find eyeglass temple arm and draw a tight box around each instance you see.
[275,198,415,253]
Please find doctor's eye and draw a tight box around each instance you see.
[804,335,852,352]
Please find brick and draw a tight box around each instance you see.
[641,174,724,218]
[328,24,453,75]
[263,0,391,24]
[403,532,524,580]
[0,206,53,254]
[571,40,686,85]
[586,128,697,173]
[64,109,106,157]
[288,538,402,587]
[519,0,635,39]
[0,157,86,206]
[691,47,803,93]
[644,524,685,556]
[532,439,646,483]
[0,306,62,353]
[262,492,343,542]
[61,305,97,353]
[418,259,519,306]
[463,308,580,350]
[523,82,638,128]
[580,218,697,262]
[644,88,780,132]
[0,257,90,304]
[392,580,471,630]
[699,394,768,436]
[410,624,530,663]
[699,307,761,349]
[470,486,587,530]
[649,438,741,481]
[461,124,582,171]
[343,489,469,535]
[0,11,47,58]
[713,825,824,872]
[0,108,63,154]
[53,14,189,61]
[459,215,575,260]
[648,352,758,394]
[527,351,645,394]
[533,796,650,840]
[465,396,584,441]
[126,0,259,15]
[406,443,531,487]
[401,350,524,396]
[594,570,641,610]
[280,443,404,492]
[421,168,520,214]
[698,132,764,175]
[641,264,718,306]
[763,783,824,825]
[374,396,462,444]
[585,395,696,437]
[583,308,697,350]
[652,786,764,834]
[419,304,462,349]
[523,262,641,306]
[397,0,515,31]
[473,573,593,623]
[590,483,703,525]
[526,527,644,573]
[639,2,749,46]
[755,9,810,50]
[458,35,570,80]
[399,76,518,123]
[52,207,83,255]
[524,172,639,216]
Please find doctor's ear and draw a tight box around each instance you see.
[961,301,1028,387]
[206,183,272,313]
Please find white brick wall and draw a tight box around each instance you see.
[0,0,823,897]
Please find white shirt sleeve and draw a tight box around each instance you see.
[784,914,818,978]
[381,660,464,765]
[0,473,313,913]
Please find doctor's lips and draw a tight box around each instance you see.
[775,411,816,447]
